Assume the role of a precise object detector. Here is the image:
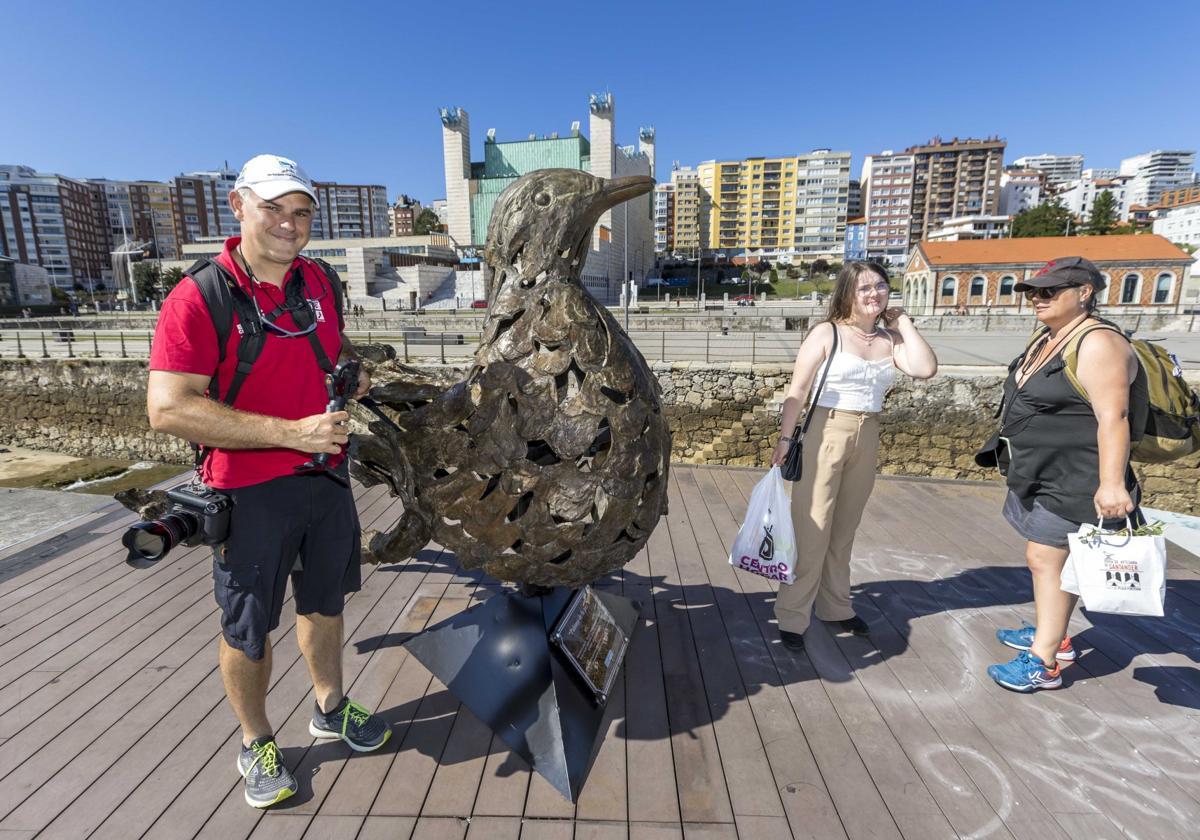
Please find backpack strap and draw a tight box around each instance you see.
[187,258,266,407]
[1060,320,1125,402]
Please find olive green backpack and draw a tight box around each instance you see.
[1028,319,1200,463]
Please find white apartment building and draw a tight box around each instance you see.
[927,214,1011,241]
[1011,154,1083,187]
[311,183,390,240]
[653,182,674,254]
[1058,175,1133,222]
[1153,202,1200,250]
[999,170,1043,216]
[861,151,914,265]
[1119,150,1197,207]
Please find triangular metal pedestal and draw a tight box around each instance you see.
[402,586,639,802]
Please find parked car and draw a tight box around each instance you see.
[734,294,755,307]
[471,299,488,308]
[642,278,667,288]
[719,277,742,285]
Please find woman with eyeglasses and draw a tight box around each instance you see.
[984,256,1141,692]
[770,261,937,651]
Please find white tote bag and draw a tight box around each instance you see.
[729,466,797,584]
[1063,518,1167,617]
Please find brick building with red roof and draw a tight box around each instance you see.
[902,234,1193,314]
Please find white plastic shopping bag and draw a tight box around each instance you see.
[729,466,796,584]
[1063,517,1167,616]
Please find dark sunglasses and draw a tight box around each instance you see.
[1024,283,1081,301]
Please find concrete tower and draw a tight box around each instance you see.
[440,107,473,247]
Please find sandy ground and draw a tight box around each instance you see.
[0,446,85,481]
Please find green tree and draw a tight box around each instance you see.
[1085,190,1117,235]
[133,262,163,301]
[413,208,442,235]
[51,286,70,304]
[768,268,779,285]
[1011,199,1074,237]
[811,258,830,275]
[161,266,185,296]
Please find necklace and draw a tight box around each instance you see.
[1018,313,1091,384]
[847,322,880,342]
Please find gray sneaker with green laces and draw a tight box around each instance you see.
[237,737,298,808]
[309,696,391,752]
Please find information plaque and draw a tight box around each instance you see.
[550,586,630,705]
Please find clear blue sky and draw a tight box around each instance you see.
[5,0,1197,204]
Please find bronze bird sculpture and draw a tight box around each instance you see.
[352,169,671,588]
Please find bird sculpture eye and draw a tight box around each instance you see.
[533,192,552,207]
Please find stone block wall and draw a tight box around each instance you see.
[0,359,191,463]
[0,358,1195,514]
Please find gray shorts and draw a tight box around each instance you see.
[1002,491,1138,549]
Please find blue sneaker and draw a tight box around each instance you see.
[996,623,1076,661]
[987,650,1062,692]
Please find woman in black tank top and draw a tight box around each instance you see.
[985,257,1140,693]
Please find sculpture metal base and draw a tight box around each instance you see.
[402,585,639,802]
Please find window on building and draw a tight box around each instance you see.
[969,276,985,298]
[999,275,1015,299]
[1154,272,1173,304]
[940,276,957,301]
[1121,273,1140,304]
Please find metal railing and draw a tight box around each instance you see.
[0,328,805,366]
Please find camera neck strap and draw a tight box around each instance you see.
[186,258,337,470]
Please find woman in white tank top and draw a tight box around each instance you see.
[769,262,937,651]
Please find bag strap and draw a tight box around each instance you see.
[796,323,841,437]
[1060,320,1125,402]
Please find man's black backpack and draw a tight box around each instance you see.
[184,256,345,407]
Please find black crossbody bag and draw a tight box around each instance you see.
[781,325,840,482]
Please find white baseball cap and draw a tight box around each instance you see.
[234,154,319,207]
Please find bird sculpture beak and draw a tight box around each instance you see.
[596,175,655,212]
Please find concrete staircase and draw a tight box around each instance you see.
[685,386,789,466]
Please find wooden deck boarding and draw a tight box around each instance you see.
[0,465,1199,839]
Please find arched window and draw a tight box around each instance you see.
[1155,272,1174,304]
[999,275,1016,299]
[920,278,928,311]
[1121,273,1141,305]
[970,276,986,298]
[940,276,957,301]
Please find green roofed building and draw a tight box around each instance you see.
[440,93,656,303]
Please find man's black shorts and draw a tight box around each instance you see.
[212,471,361,660]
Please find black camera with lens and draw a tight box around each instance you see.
[122,483,232,568]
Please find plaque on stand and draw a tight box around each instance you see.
[550,586,631,706]
[402,584,640,802]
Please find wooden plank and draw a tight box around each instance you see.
[410,815,469,840]
[356,815,417,840]
[644,506,733,826]
[464,815,521,840]
[517,819,574,840]
[298,814,365,839]
[573,819,629,840]
[469,734,532,818]
[629,822,683,840]
[660,471,787,821]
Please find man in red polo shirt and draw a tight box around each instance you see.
[148,154,390,809]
